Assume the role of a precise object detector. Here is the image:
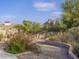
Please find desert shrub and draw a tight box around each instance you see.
[48,32,72,42]
[58,32,74,43]
[68,27,79,41]
[68,40,79,57]
[48,32,57,41]
[6,32,40,54]
[52,27,79,42]
[48,35,56,41]
[73,43,79,57]
[0,32,3,41]
[48,32,63,41]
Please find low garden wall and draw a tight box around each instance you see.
[38,40,78,59]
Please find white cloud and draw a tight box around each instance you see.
[33,2,56,11]
[52,11,63,19]
[52,12,63,16]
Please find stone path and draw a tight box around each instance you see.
[17,44,70,59]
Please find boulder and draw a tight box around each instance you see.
[0,50,18,59]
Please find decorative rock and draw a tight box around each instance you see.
[0,50,18,59]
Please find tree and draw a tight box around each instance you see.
[62,0,79,28]
[23,20,42,33]
[15,20,42,34]
[23,20,33,32]
[15,24,25,32]
[32,23,41,33]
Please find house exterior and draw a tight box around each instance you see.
[44,19,57,25]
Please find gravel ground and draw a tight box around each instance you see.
[17,44,70,59]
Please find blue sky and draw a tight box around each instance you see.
[0,0,64,24]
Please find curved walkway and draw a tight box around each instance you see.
[17,43,70,59]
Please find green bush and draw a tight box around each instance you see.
[8,40,25,54]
